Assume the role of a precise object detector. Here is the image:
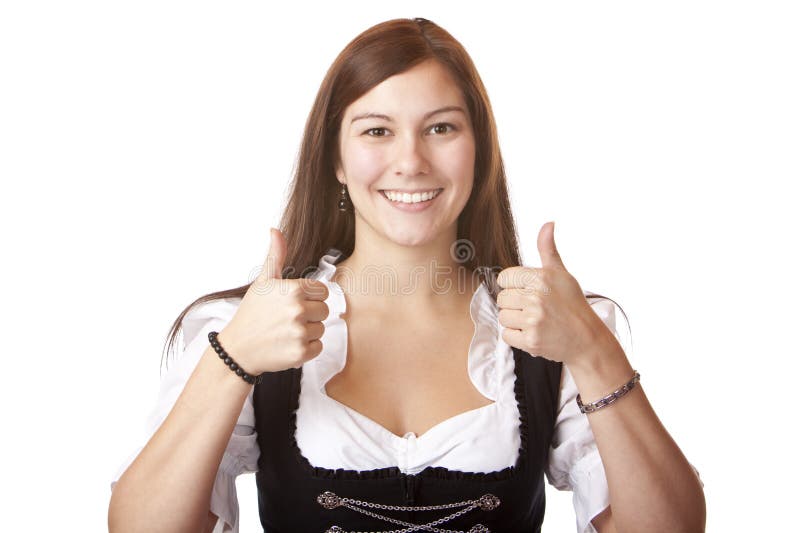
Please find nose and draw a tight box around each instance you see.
[393,133,430,177]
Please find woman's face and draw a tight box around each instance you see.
[335,59,476,248]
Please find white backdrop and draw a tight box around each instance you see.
[1,1,798,531]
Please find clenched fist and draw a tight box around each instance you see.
[218,228,330,375]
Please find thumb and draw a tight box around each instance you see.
[263,227,288,279]
[537,221,566,270]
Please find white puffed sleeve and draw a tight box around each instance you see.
[109,297,258,533]
[545,297,703,533]
[546,363,610,533]
[544,297,622,533]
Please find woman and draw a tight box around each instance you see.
[108,17,705,533]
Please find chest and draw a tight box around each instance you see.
[252,338,565,532]
[323,309,495,439]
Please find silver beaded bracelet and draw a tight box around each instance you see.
[576,370,640,414]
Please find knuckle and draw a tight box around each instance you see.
[306,321,324,339]
[496,289,507,307]
[306,339,323,358]
[288,282,306,296]
[316,282,330,300]
[313,338,324,353]
[251,276,277,295]
[520,268,539,287]
[497,308,508,325]
[303,279,329,300]
[524,330,537,348]
[291,323,306,339]
[288,301,305,319]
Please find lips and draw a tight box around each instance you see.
[379,188,443,194]
[378,187,443,212]
[379,188,443,203]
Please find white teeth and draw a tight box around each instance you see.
[384,189,441,204]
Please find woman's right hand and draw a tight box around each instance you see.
[218,227,330,374]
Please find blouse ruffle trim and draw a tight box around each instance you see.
[287,248,527,482]
[286,348,531,482]
[307,248,500,402]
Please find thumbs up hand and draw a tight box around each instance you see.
[219,227,330,375]
[496,222,614,367]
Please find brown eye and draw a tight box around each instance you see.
[430,123,456,135]
[364,127,388,137]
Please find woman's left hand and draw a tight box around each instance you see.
[497,221,615,367]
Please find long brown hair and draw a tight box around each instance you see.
[160,17,630,371]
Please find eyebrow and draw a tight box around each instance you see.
[349,105,466,125]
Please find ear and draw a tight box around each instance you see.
[333,159,345,184]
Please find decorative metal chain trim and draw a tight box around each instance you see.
[318,491,499,533]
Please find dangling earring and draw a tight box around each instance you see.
[338,182,350,212]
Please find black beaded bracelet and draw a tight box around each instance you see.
[208,331,262,385]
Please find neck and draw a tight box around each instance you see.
[332,230,481,313]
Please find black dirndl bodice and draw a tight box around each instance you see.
[252,347,563,533]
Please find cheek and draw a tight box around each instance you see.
[344,144,386,180]
[439,138,475,183]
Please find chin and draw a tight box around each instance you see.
[383,229,437,248]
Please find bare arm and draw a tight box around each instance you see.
[108,330,251,533]
[569,335,706,533]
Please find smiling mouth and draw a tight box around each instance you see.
[379,188,444,204]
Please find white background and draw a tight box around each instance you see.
[1,1,798,531]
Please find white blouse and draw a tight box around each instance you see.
[111,248,647,533]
